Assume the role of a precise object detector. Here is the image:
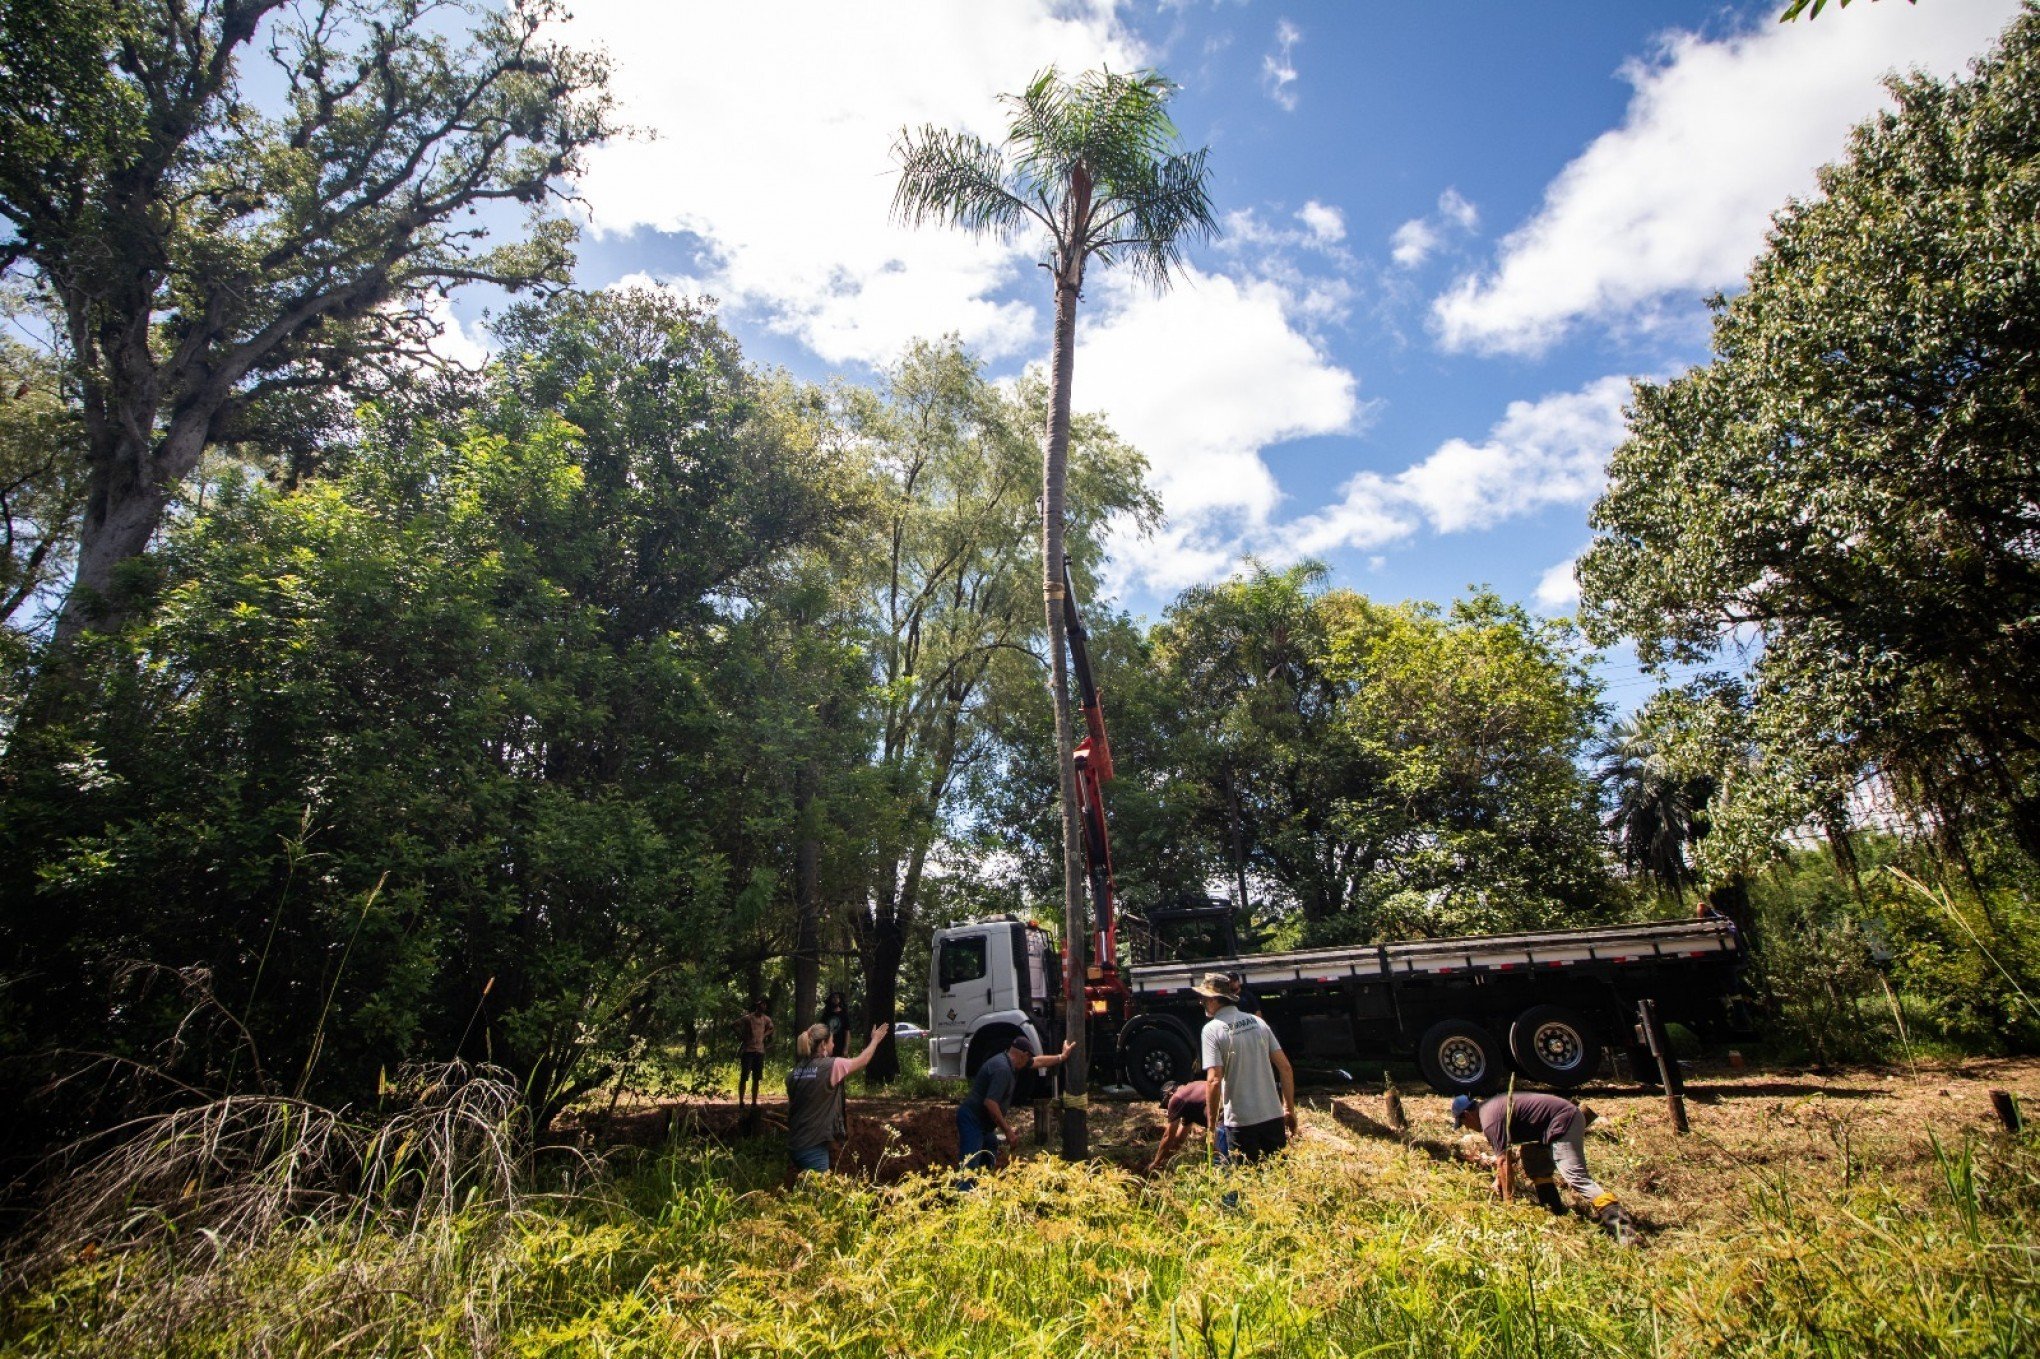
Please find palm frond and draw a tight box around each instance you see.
[890,126,1032,238]
[1088,147,1217,291]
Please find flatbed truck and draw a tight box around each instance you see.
[926,560,1749,1098]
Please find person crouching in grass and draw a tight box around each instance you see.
[784,1021,887,1184]
[1146,1078,1229,1173]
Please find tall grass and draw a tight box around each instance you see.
[5,1095,2036,1358]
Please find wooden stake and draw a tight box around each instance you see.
[1636,998,1690,1134]
[1383,1072,1408,1137]
[1989,1089,2024,1134]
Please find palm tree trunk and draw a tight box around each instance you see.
[1044,247,1089,1160]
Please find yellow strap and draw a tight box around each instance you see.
[1045,584,1067,600]
[1591,1192,1619,1211]
[1060,1093,1089,1109]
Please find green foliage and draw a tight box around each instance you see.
[1578,8,2040,865]
[972,564,1617,943]
[1740,842,2040,1062]
[0,0,617,630]
[0,334,85,648]
[0,292,863,1129]
[892,67,1216,293]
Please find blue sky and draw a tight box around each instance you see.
[457,0,2022,673]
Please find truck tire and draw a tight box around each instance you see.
[966,1024,1023,1078]
[1507,1005,1603,1088]
[1416,1019,1503,1096]
[1124,1025,1196,1100]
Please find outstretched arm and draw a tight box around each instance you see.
[841,1025,890,1076]
[1031,1040,1077,1070]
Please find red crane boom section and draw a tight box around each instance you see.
[1060,560,1123,981]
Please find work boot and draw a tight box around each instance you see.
[1595,1195,1641,1247]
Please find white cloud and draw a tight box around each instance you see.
[1296,199,1344,243]
[1389,187,1479,269]
[1392,374,1633,532]
[1073,266,1363,591]
[559,1,1142,367]
[1255,374,1634,571]
[1438,188,1478,233]
[1534,554,1584,612]
[1390,219,1439,269]
[1263,19,1302,110]
[1434,0,2020,355]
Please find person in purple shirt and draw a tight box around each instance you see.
[1145,1080,1231,1172]
[1452,1091,1639,1245]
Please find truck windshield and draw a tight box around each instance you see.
[938,936,987,988]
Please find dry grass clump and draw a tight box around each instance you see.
[8,1060,536,1283]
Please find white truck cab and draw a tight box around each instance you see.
[927,917,1060,1079]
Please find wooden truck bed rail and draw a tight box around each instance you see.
[1128,917,1739,997]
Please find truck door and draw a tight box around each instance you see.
[992,922,1028,1016]
[930,928,993,1077]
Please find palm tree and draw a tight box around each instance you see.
[1594,716,1712,906]
[893,68,1214,1157]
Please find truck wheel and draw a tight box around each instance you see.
[1124,1026,1195,1100]
[1507,1006,1603,1088]
[966,1025,1023,1079]
[1416,1020,1503,1096]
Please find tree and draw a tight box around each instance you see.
[1144,567,1615,944]
[0,291,862,1139]
[1593,714,1711,905]
[0,336,86,647]
[1781,0,1916,22]
[846,340,1152,1084]
[892,67,1213,1155]
[1579,10,2040,867]
[0,0,614,637]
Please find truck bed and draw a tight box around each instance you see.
[1128,916,1739,997]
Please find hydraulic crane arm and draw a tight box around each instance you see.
[1061,557,1120,971]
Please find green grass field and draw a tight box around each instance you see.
[6,1062,2038,1358]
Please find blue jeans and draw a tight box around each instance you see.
[788,1143,832,1173]
[957,1106,997,1170]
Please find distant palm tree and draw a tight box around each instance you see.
[1595,716,1712,905]
[893,68,1214,1158]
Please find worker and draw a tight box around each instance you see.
[783,1021,887,1183]
[736,997,774,1110]
[1145,1079,1230,1172]
[1450,1091,1640,1244]
[955,1033,1074,1175]
[1193,972,1297,1163]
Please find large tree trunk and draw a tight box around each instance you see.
[792,761,823,1033]
[1044,235,1089,1160]
[56,414,206,640]
[856,886,908,1087]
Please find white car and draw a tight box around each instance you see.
[891,1022,930,1042]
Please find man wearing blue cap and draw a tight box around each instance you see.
[1452,1091,1639,1245]
[956,1032,1073,1174]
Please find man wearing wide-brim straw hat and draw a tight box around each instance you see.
[1193,971,1297,1164]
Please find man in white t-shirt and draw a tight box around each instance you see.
[1193,972,1297,1163]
